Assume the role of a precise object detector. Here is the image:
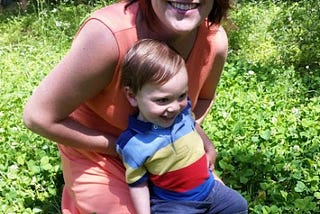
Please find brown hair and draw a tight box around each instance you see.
[121,39,186,94]
[124,0,232,27]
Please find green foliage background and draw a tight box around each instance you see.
[0,0,319,213]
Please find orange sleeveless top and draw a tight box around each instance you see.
[70,1,219,137]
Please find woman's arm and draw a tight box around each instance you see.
[193,26,228,124]
[129,182,150,214]
[194,26,228,181]
[23,20,119,156]
[193,25,228,165]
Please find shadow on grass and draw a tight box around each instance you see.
[25,171,64,213]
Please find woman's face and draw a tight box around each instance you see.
[151,0,214,34]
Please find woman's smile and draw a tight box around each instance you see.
[151,0,213,35]
[168,1,199,11]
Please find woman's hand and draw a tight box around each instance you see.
[195,123,224,183]
[195,123,216,165]
[205,150,216,171]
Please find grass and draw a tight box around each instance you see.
[0,1,100,213]
[0,0,319,213]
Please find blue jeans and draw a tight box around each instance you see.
[151,181,248,214]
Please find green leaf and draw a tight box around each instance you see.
[32,208,43,213]
[40,156,52,171]
[260,129,271,140]
[17,154,26,166]
[294,181,306,193]
[218,160,235,171]
[251,136,260,143]
[294,196,317,211]
[280,190,288,200]
[314,192,320,200]
[27,160,41,174]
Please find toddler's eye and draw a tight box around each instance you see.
[178,93,187,101]
[156,98,169,104]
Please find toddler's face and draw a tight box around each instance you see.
[135,67,188,128]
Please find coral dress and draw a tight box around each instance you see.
[59,2,221,214]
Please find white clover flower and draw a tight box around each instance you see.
[9,164,18,170]
[248,70,255,75]
[269,101,275,107]
[291,107,299,114]
[11,127,18,132]
[293,145,300,152]
[222,111,229,118]
[283,163,291,171]
[55,21,63,27]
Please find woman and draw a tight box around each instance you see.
[23,0,241,213]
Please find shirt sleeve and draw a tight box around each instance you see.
[117,133,149,186]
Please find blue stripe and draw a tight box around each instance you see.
[128,173,149,187]
[121,133,172,168]
[117,129,136,150]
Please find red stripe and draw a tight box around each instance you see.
[150,154,209,192]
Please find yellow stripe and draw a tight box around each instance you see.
[125,162,147,184]
[145,131,205,175]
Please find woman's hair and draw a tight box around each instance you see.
[124,0,232,27]
[121,39,186,94]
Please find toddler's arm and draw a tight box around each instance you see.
[129,182,150,214]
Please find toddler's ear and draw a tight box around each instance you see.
[123,87,138,107]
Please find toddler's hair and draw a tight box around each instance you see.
[121,39,186,94]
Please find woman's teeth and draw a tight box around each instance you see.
[170,2,198,11]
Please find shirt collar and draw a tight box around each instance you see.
[127,116,153,134]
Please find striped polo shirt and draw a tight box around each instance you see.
[117,103,214,201]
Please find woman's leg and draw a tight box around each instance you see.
[59,145,135,214]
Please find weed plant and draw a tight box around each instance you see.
[0,0,319,213]
[204,0,320,213]
[0,1,113,213]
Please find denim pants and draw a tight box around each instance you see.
[151,181,248,214]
